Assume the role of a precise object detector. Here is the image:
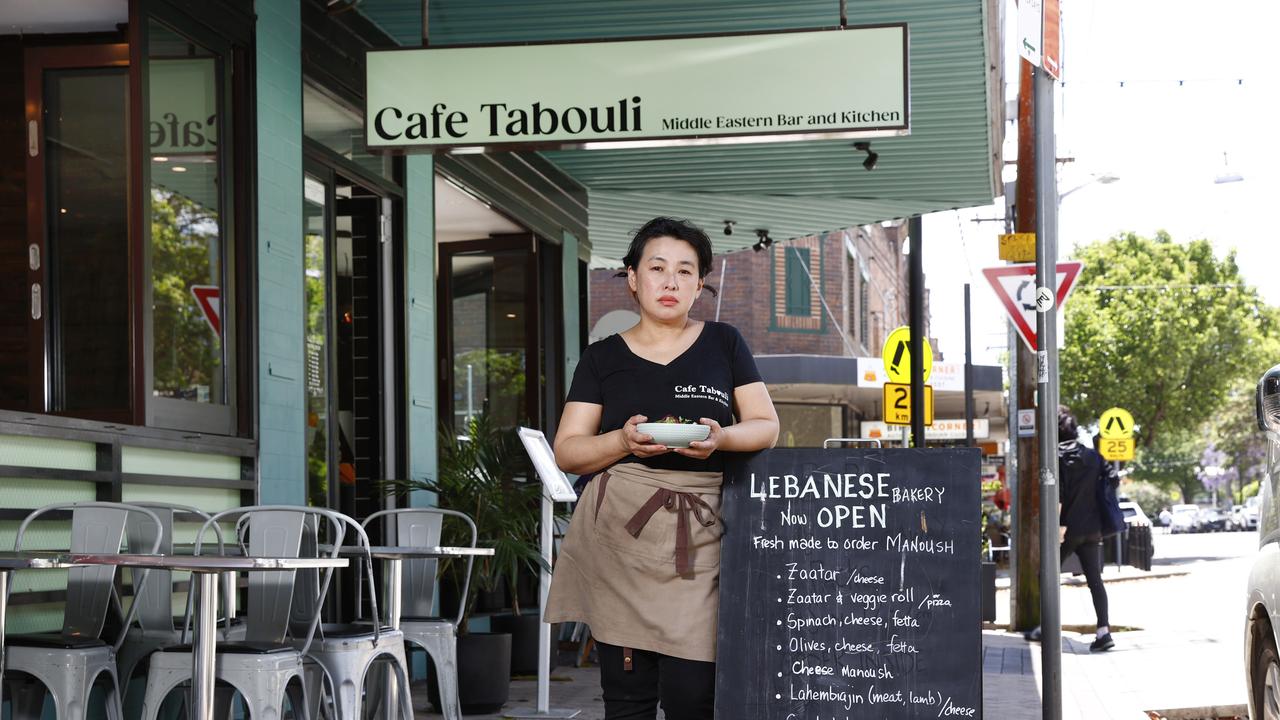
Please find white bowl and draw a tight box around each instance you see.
[637,422,710,448]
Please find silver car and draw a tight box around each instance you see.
[1245,364,1280,717]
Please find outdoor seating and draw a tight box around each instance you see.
[115,501,245,714]
[293,511,414,720]
[362,508,479,720]
[138,505,346,720]
[5,501,163,720]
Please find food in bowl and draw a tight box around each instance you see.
[637,418,710,448]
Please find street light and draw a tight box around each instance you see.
[1058,172,1120,201]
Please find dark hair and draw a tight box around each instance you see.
[614,217,718,297]
[1058,405,1079,443]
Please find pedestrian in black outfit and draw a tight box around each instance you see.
[1024,406,1120,651]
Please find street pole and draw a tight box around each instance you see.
[1012,58,1042,633]
[1034,64,1063,720]
[964,284,975,447]
[908,217,925,448]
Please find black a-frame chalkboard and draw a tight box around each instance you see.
[715,447,982,720]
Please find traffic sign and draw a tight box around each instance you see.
[981,262,1083,351]
[998,233,1036,262]
[883,383,934,426]
[1099,407,1135,439]
[190,285,221,336]
[881,326,933,385]
[1099,437,1135,462]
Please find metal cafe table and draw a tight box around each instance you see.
[328,545,495,629]
[0,551,348,720]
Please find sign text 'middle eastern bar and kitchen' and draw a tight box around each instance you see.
[365,26,909,151]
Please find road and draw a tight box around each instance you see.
[1003,528,1258,718]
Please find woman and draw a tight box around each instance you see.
[546,217,779,719]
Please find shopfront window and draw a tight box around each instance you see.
[149,21,224,405]
[304,176,331,508]
[44,66,132,414]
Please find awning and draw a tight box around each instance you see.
[360,0,1003,263]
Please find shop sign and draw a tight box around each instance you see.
[857,358,967,393]
[862,418,989,440]
[365,26,908,151]
[150,58,217,155]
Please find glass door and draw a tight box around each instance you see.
[439,235,546,433]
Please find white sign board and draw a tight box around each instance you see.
[862,419,989,441]
[1017,409,1036,438]
[517,427,577,502]
[367,26,909,151]
[857,358,968,393]
[1019,0,1044,67]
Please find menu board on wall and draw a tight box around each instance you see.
[715,447,981,720]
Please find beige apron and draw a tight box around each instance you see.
[544,462,723,662]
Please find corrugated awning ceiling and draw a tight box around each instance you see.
[360,0,1001,263]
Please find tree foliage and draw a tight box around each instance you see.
[1061,232,1273,499]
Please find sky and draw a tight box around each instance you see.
[923,0,1280,366]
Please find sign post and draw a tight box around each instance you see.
[513,428,581,720]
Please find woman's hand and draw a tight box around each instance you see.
[619,415,670,458]
[674,418,724,459]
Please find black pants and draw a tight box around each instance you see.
[1061,533,1109,628]
[597,642,716,720]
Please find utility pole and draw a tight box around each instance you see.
[1011,58,1041,632]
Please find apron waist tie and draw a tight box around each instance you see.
[623,487,716,579]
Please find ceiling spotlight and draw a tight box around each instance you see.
[723,220,736,236]
[754,229,774,250]
[854,141,879,171]
[752,241,764,252]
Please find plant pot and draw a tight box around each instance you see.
[490,613,557,676]
[427,631,512,715]
[473,576,510,614]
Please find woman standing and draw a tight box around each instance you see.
[546,217,779,719]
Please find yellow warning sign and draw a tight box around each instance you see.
[883,383,934,426]
[1099,407,1134,439]
[881,327,933,385]
[1099,437,1135,462]
[999,233,1036,262]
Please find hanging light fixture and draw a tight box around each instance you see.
[854,141,878,171]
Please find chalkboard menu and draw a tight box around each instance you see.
[716,448,981,720]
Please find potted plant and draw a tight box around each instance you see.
[386,413,547,713]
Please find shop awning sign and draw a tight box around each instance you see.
[982,262,1083,351]
[365,26,909,152]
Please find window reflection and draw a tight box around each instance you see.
[148,20,224,404]
[304,176,330,508]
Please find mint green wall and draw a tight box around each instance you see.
[255,0,305,505]
[406,156,438,508]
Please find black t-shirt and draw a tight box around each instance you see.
[566,321,763,473]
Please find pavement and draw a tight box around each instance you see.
[410,532,1254,719]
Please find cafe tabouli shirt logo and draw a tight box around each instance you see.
[673,384,730,408]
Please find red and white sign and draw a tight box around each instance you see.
[190,285,221,336]
[981,262,1082,351]
[1042,0,1062,79]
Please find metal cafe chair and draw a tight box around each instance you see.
[290,511,414,720]
[361,508,478,720]
[139,505,346,720]
[116,501,245,714]
[5,501,163,720]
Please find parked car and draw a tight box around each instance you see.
[1198,507,1228,532]
[1117,501,1151,527]
[1245,495,1261,531]
[1170,503,1200,534]
[1231,502,1259,532]
[1243,363,1280,716]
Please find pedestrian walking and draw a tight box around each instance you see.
[1025,406,1121,651]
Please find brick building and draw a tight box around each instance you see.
[586,220,929,358]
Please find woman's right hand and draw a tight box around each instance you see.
[619,414,669,458]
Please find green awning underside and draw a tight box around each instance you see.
[360,0,1002,265]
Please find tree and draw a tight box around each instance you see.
[1129,429,1202,502]
[1061,232,1271,453]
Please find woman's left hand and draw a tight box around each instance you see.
[673,418,724,459]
